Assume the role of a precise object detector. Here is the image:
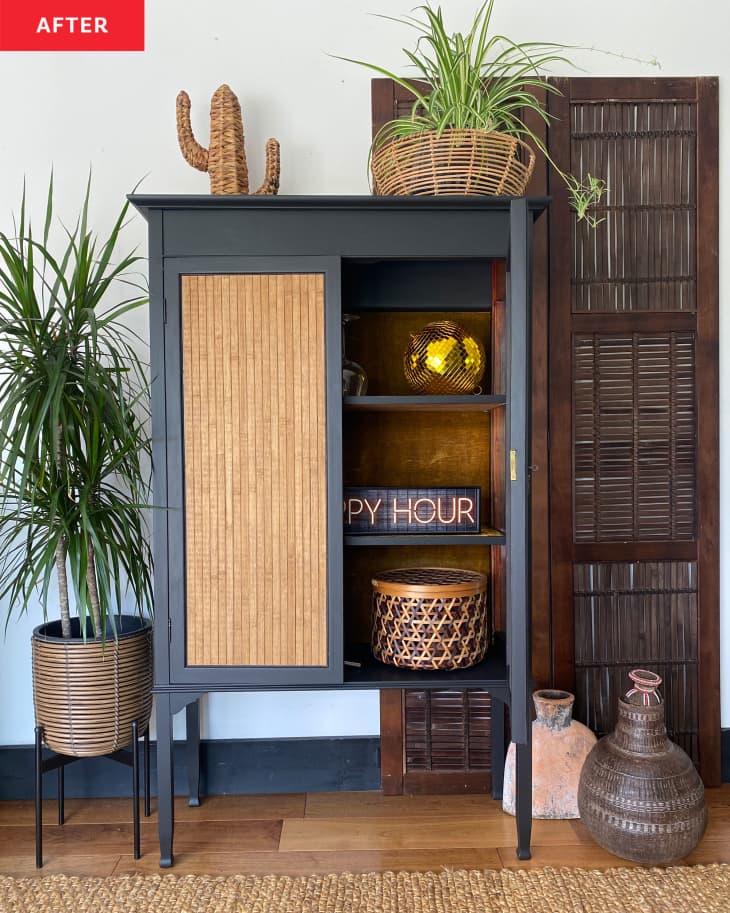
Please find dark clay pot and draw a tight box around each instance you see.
[577,692,707,864]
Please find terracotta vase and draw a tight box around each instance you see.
[577,670,707,864]
[503,689,597,819]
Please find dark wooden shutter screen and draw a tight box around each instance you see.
[548,77,720,784]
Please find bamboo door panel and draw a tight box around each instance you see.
[181,273,328,667]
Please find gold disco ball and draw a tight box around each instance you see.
[404,320,485,394]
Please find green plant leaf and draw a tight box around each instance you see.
[0,175,153,639]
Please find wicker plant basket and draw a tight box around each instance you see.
[371,128,536,197]
[371,567,489,670]
[32,616,153,757]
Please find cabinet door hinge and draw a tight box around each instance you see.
[510,449,518,481]
[168,617,172,642]
[163,296,168,324]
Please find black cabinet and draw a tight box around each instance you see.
[130,194,544,867]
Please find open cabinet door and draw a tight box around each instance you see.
[372,79,551,794]
[547,77,720,785]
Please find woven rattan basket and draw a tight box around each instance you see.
[371,128,535,197]
[371,567,489,670]
[32,616,153,757]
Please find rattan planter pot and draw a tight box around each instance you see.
[32,616,153,758]
[371,567,488,670]
[371,129,536,197]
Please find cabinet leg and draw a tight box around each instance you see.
[35,727,43,869]
[132,721,140,860]
[515,741,532,860]
[490,697,505,801]
[156,693,175,867]
[144,727,151,817]
[185,700,201,807]
[57,765,65,825]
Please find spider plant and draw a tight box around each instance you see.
[337,0,606,225]
[0,176,153,640]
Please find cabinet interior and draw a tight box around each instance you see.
[341,256,504,656]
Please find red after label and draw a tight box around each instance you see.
[0,1,144,50]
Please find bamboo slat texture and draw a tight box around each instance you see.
[570,101,696,313]
[573,560,698,760]
[181,274,327,667]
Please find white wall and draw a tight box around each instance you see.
[0,0,727,745]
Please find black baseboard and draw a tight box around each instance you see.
[1,730,726,800]
[0,737,381,801]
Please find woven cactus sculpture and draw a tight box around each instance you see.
[176,84,280,195]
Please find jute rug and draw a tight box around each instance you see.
[1,866,729,913]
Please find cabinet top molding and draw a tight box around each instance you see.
[128,194,550,220]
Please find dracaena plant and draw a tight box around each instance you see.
[336,0,608,225]
[0,176,153,639]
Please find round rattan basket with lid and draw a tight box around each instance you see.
[371,567,489,671]
[371,129,535,197]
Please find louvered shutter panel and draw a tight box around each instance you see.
[404,690,492,790]
[548,77,719,783]
[380,690,495,795]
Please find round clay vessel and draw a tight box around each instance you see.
[503,689,597,819]
[578,673,707,864]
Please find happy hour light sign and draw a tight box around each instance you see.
[344,487,480,535]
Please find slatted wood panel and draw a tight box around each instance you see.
[571,102,696,312]
[548,77,719,782]
[574,561,698,760]
[573,332,696,541]
[405,690,492,773]
[181,273,328,667]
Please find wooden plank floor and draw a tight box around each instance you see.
[0,787,728,877]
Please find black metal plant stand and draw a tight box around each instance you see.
[34,721,151,868]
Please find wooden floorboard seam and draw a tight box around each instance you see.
[0,787,727,876]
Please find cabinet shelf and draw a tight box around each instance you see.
[343,395,506,412]
[342,635,507,690]
[344,527,505,547]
